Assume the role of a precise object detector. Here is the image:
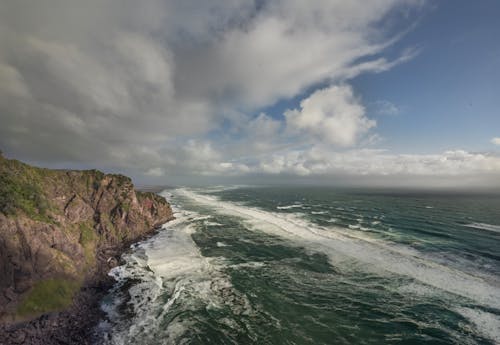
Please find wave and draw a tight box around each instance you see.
[187,184,253,193]
[277,204,303,210]
[204,220,223,226]
[311,210,329,215]
[176,188,500,313]
[455,307,500,343]
[464,222,500,234]
[100,207,255,344]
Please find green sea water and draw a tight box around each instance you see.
[98,186,500,345]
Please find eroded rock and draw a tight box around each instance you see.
[0,153,173,343]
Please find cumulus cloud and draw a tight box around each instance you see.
[3,0,496,186]
[0,0,421,166]
[492,137,500,145]
[285,85,376,146]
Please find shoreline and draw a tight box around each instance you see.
[0,155,174,344]
[0,224,168,345]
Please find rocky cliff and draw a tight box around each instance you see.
[0,152,173,329]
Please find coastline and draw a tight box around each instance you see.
[0,222,170,345]
[0,154,174,345]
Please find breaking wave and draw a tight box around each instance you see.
[177,188,500,311]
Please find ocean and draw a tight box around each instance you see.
[97,186,500,344]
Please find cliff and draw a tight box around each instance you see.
[0,153,173,329]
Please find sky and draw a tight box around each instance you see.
[0,0,499,187]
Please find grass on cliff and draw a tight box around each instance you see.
[79,223,97,266]
[0,156,53,222]
[16,278,80,317]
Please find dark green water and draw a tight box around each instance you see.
[99,187,500,345]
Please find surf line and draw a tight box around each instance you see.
[176,188,500,311]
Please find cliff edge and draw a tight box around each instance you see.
[0,152,173,343]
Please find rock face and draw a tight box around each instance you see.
[0,152,173,340]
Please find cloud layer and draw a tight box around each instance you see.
[1,0,498,185]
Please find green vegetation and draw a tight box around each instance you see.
[0,154,170,322]
[137,191,167,204]
[79,223,97,265]
[79,223,96,246]
[0,160,52,222]
[0,155,112,222]
[52,250,78,276]
[110,173,132,187]
[122,201,131,212]
[85,169,104,190]
[16,278,80,317]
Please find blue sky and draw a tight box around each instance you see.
[352,0,500,153]
[260,1,500,154]
[0,0,499,186]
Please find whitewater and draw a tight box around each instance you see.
[97,186,500,344]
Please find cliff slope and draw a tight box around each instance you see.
[0,153,173,325]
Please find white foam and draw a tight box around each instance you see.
[145,228,211,280]
[229,261,266,269]
[177,188,500,311]
[397,282,442,298]
[216,241,230,247]
[311,211,328,215]
[456,307,500,343]
[101,205,256,344]
[464,222,500,234]
[204,220,223,226]
[100,210,203,342]
[191,215,212,221]
[277,204,303,210]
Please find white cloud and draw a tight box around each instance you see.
[137,138,500,183]
[285,85,376,146]
[207,148,500,177]
[492,137,500,145]
[0,0,420,165]
[246,113,282,139]
[5,0,494,186]
[373,100,400,115]
[180,0,422,109]
[146,167,165,177]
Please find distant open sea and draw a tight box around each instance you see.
[97,186,500,344]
